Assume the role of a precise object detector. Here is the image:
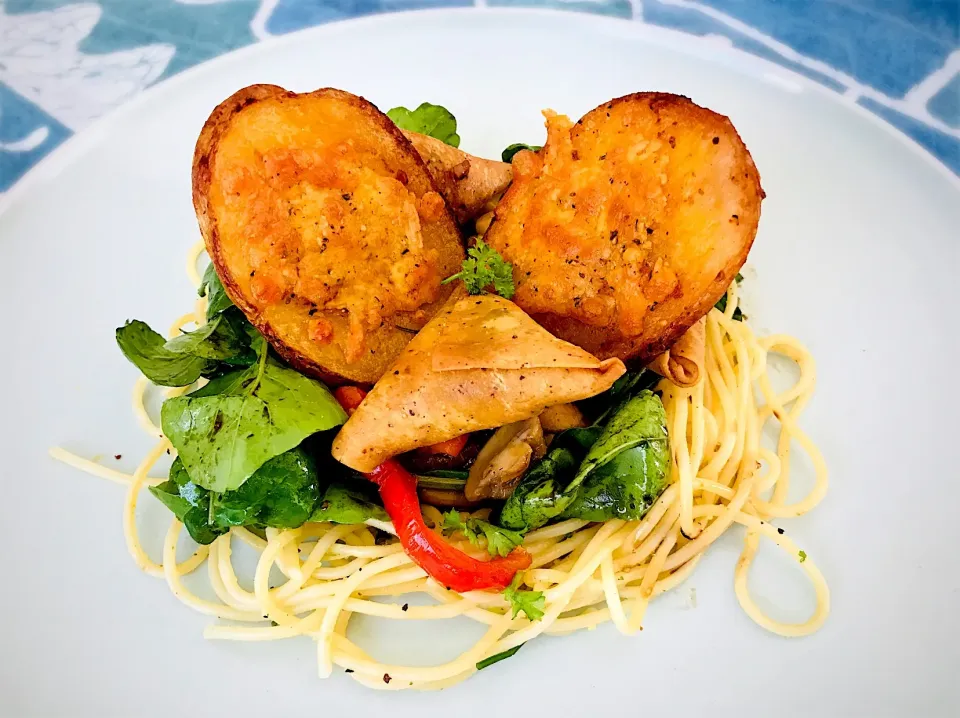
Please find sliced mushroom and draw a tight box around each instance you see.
[465,418,547,501]
[539,403,587,432]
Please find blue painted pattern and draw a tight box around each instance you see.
[0,0,957,192]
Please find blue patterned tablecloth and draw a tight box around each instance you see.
[0,0,957,191]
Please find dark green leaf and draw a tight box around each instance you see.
[117,320,209,387]
[500,393,669,528]
[199,263,234,319]
[562,391,670,521]
[164,312,255,364]
[501,143,541,163]
[161,358,346,492]
[387,103,460,147]
[498,447,580,531]
[476,644,524,671]
[153,452,322,543]
[579,369,660,424]
[214,448,320,528]
[310,481,388,524]
[149,466,226,545]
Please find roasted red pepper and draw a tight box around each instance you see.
[369,459,530,592]
[335,387,530,592]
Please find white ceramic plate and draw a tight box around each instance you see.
[2,8,958,716]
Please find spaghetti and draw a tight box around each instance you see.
[51,239,829,690]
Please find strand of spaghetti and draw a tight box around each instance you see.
[123,439,172,576]
[618,484,679,554]
[265,527,303,582]
[167,312,198,339]
[662,470,757,571]
[687,505,830,635]
[132,377,161,437]
[627,526,680,632]
[749,423,828,517]
[615,500,681,571]
[162,518,261,620]
[213,533,261,611]
[600,552,631,634]
[671,387,696,538]
[230,525,267,551]
[187,239,205,287]
[317,552,411,677]
[49,447,140,486]
[529,527,597,569]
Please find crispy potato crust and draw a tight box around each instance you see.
[484,92,764,362]
[192,85,464,384]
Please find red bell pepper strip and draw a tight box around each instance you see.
[334,386,530,592]
[368,459,530,592]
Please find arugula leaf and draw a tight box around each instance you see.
[387,103,460,148]
[501,143,541,163]
[442,510,525,558]
[500,392,670,529]
[442,239,515,298]
[150,475,226,545]
[476,644,524,671]
[214,449,320,528]
[504,574,545,621]
[310,480,388,524]
[198,263,234,319]
[164,311,256,364]
[151,451,322,544]
[161,358,347,492]
[117,320,209,387]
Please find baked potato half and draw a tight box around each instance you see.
[484,92,763,363]
[192,85,465,385]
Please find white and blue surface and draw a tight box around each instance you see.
[0,0,957,191]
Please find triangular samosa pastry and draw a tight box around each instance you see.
[332,293,625,472]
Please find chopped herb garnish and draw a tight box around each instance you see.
[442,239,515,299]
[504,574,545,621]
[442,509,525,558]
[476,643,524,671]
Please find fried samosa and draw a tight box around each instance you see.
[332,293,625,472]
[403,131,513,224]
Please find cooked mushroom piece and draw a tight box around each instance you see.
[539,403,587,432]
[465,418,547,501]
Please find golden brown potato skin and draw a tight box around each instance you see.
[192,85,464,385]
[484,92,763,363]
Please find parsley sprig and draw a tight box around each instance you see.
[442,509,525,558]
[504,574,545,621]
[442,239,515,299]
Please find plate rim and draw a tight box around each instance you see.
[1,5,957,220]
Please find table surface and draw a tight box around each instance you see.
[0,0,957,192]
